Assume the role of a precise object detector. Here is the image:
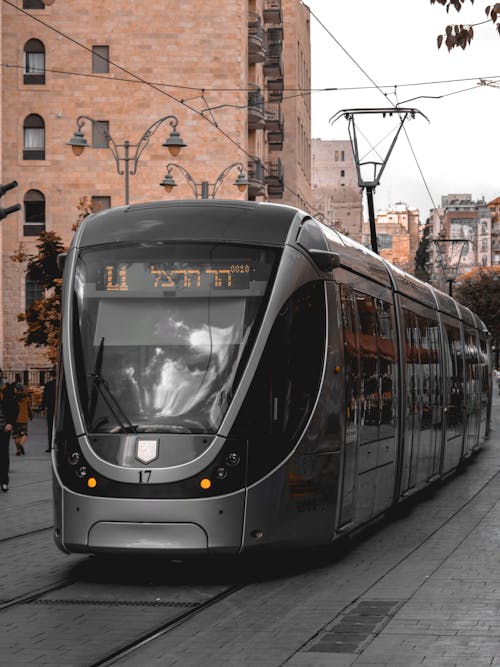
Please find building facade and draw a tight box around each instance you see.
[361,203,421,274]
[311,138,363,239]
[428,194,494,291]
[1,0,311,370]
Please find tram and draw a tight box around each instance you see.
[52,200,491,555]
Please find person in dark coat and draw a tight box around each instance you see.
[0,371,20,492]
[41,369,56,452]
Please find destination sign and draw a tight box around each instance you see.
[99,262,253,292]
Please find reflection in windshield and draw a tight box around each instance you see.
[72,243,277,434]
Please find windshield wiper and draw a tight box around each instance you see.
[88,337,137,434]
[88,372,137,434]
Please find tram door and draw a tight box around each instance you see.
[338,286,398,527]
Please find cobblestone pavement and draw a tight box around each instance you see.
[2,405,500,666]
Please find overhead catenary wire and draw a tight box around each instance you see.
[8,0,491,232]
[304,0,454,226]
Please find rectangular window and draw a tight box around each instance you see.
[23,0,44,8]
[92,121,110,148]
[24,200,45,236]
[24,52,45,84]
[92,46,109,74]
[25,279,44,310]
[91,196,111,211]
[23,128,45,160]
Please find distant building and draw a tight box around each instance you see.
[361,203,421,275]
[311,138,363,240]
[428,194,493,291]
[487,197,500,266]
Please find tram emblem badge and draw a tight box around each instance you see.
[136,439,159,464]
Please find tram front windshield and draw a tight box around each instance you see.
[72,243,278,434]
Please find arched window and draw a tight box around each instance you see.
[24,189,45,236]
[25,274,44,311]
[23,114,45,160]
[24,39,45,85]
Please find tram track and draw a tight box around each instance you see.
[90,582,248,666]
[0,575,79,612]
[0,523,52,544]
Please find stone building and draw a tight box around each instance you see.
[311,138,363,240]
[487,196,500,266]
[361,203,421,275]
[1,0,311,371]
[428,194,493,292]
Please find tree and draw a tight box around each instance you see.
[12,197,99,363]
[431,1,500,50]
[454,268,500,339]
[12,231,65,364]
[415,217,432,282]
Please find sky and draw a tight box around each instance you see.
[306,0,500,220]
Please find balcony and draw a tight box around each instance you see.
[263,37,283,78]
[267,78,283,102]
[265,158,284,198]
[248,87,266,130]
[263,0,282,26]
[248,12,265,64]
[248,157,266,198]
[265,104,284,151]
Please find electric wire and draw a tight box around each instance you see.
[6,62,499,95]
[8,0,493,233]
[304,0,459,238]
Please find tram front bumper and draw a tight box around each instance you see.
[88,521,208,554]
[55,486,246,556]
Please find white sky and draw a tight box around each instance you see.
[306,0,500,221]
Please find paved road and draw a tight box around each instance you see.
[1,404,500,666]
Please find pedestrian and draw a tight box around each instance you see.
[13,374,32,456]
[0,370,19,492]
[41,369,56,452]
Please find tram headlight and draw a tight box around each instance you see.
[200,478,212,490]
[87,477,97,489]
[76,466,87,479]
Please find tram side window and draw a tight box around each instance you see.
[465,329,480,408]
[445,324,464,429]
[356,293,379,443]
[235,281,326,481]
[265,281,326,441]
[376,299,397,436]
[403,309,420,426]
[340,286,359,444]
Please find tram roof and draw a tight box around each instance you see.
[74,200,299,248]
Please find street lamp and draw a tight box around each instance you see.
[160,162,248,199]
[67,114,187,205]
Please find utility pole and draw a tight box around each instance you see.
[330,108,428,254]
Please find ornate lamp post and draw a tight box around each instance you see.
[67,115,187,205]
[160,162,248,199]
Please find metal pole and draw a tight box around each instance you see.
[201,182,209,199]
[123,140,130,205]
[448,279,453,297]
[366,185,378,254]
